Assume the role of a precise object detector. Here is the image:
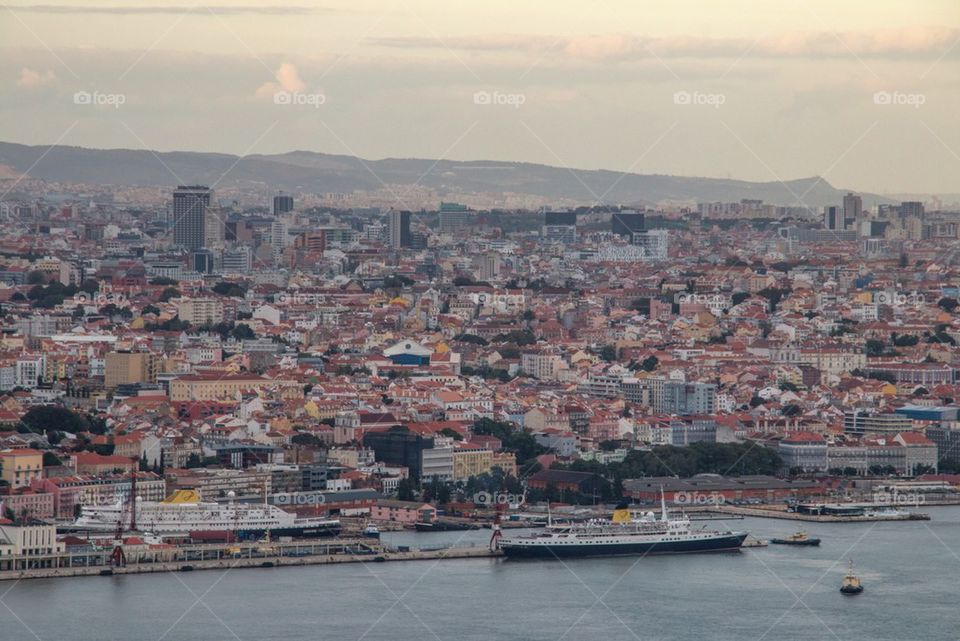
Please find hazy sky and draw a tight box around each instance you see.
[2,0,959,194]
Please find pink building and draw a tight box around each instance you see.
[370,500,436,524]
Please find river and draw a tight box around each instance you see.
[2,507,957,641]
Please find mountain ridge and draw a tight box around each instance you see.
[0,141,891,208]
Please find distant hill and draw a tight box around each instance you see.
[0,141,891,208]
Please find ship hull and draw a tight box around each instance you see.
[500,532,747,558]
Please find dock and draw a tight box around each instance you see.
[0,538,502,582]
[689,505,931,522]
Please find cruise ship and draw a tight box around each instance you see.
[69,490,341,539]
[497,498,747,558]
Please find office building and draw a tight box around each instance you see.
[842,193,862,228]
[172,186,212,250]
[439,202,473,233]
[900,201,924,220]
[824,206,842,231]
[222,246,253,274]
[388,210,412,249]
[611,211,645,238]
[631,229,669,261]
[273,193,294,216]
[542,209,577,244]
[658,382,716,415]
[104,351,161,389]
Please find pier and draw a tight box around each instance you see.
[688,505,931,522]
[0,538,502,582]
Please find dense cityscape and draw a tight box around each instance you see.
[2,1,959,640]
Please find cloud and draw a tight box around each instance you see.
[17,68,56,87]
[5,4,320,15]
[371,26,960,62]
[255,62,307,98]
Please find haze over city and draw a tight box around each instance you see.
[2,0,959,194]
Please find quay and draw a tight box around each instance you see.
[689,505,931,522]
[0,538,502,582]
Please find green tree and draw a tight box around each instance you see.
[396,478,417,501]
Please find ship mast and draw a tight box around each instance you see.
[129,457,137,532]
[660,486,668,522]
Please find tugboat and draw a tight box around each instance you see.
[770,531,821,546]
[840,560,864,594]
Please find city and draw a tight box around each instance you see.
[1,2,959,641]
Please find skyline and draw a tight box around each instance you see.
[1,0,959,195]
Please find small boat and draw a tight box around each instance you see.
[770,531,820,546]
[362,524,381,539]
[840,560,864,594]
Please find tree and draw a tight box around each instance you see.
[212,281,247,297]
[396,478,417,501]
[42,452,62,467]
[865,339,887,357]
[21,406,90,434]
[731,292,750,306]
[937,297,958,313]
[231,324,256,340]
[599,345,618,362]
[640,355,659,372]
[291,432,324,447]
[26,270,46,285]
[159,287,181,302]
[472,418,548,466]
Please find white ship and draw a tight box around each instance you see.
[69,490,341,539]
[497,496,746,558]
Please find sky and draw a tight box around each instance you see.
[2,0,959,195]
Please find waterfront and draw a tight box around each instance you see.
[2,507,957,641]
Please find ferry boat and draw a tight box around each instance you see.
[840,560,864,594]
[770,531,821,546]
[496,496,747,559]
[68,490,341,539]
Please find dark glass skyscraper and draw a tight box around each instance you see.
[173,185,211,250]
[273,193,294,216]
[611,211,645,238]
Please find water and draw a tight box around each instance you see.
[3,507,958,641]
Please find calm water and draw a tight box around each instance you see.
[2,507,958,641]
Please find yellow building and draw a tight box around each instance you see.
[169,374,300,402]
[0,449,44,488]
[176,298,224,325]
[104,351,161,388]
[452,447,517,481]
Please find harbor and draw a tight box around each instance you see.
[0,536,502,582]
[4,507,959,641]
